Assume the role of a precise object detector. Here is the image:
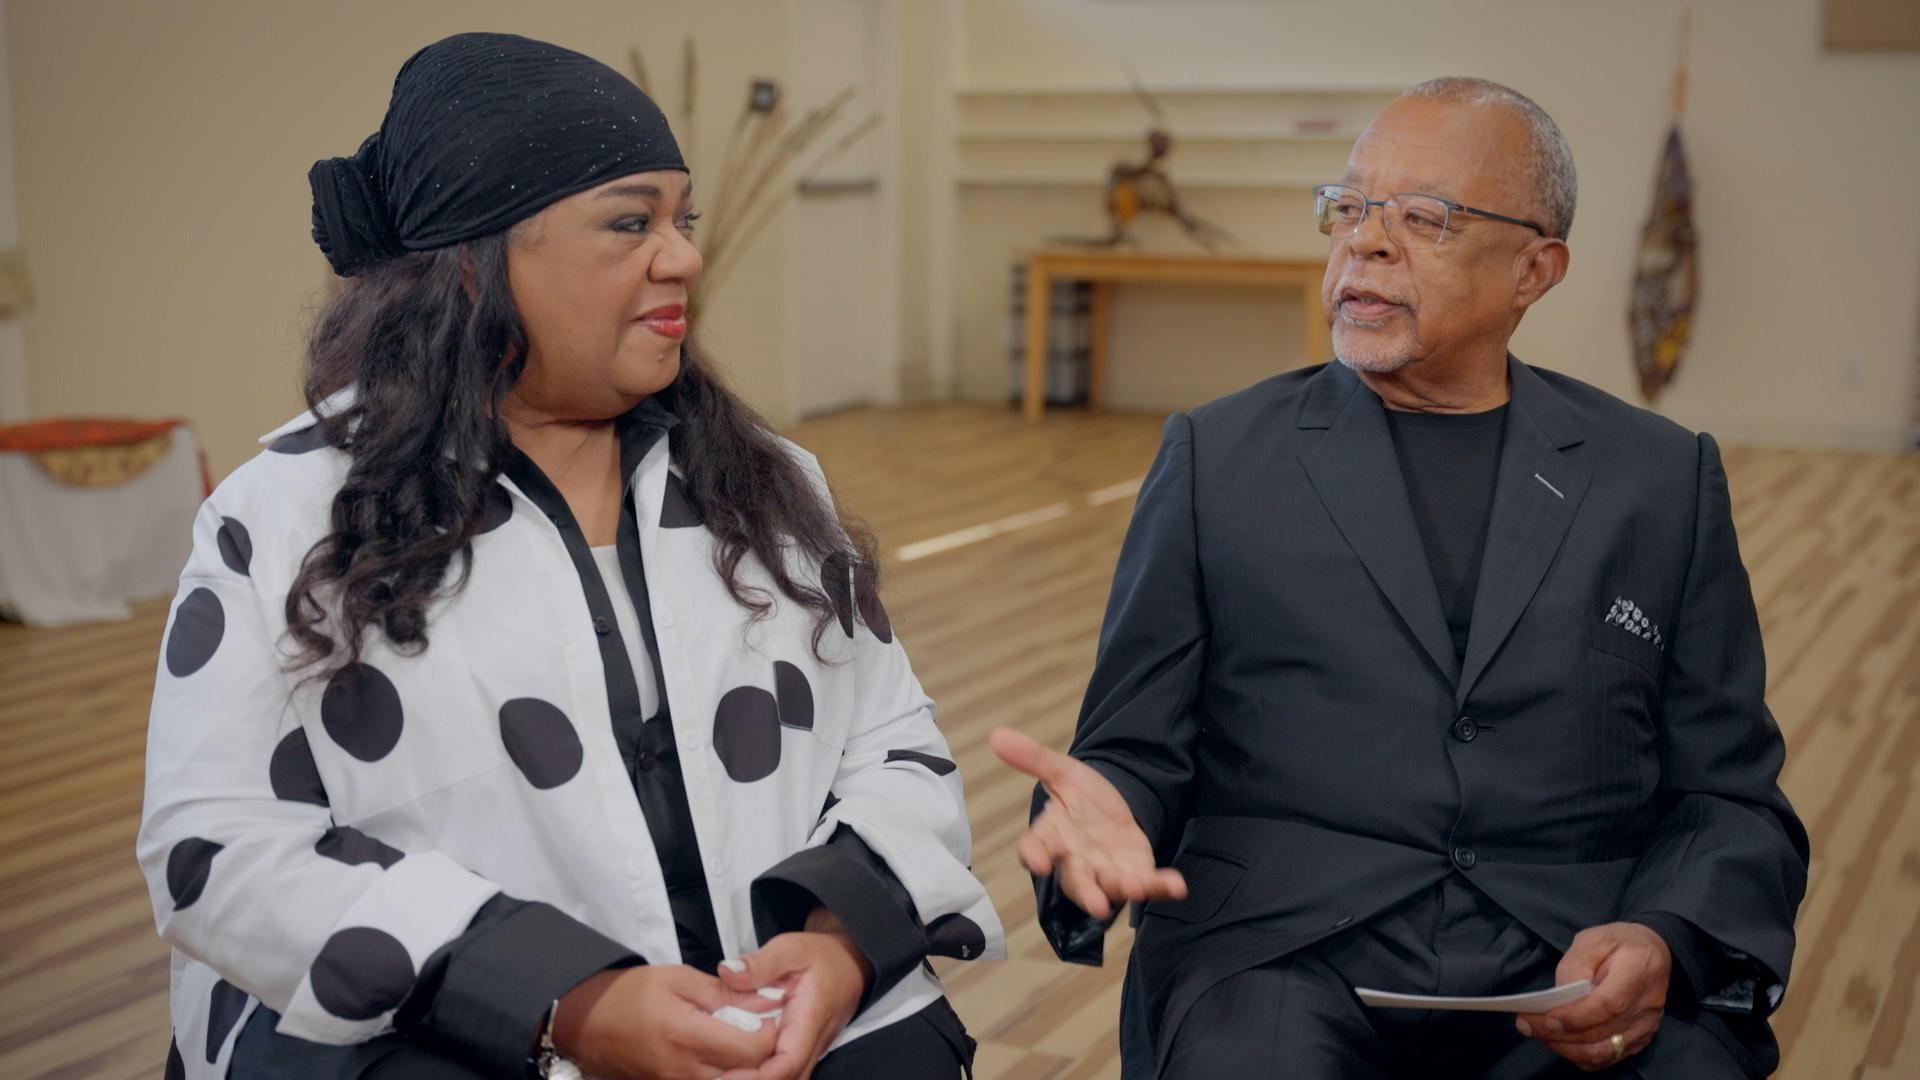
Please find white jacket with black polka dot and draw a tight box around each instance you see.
[138,392,1004,1076]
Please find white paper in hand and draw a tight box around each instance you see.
[1354,980,1591,1013]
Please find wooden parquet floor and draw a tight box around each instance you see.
[1,403,1915,1078]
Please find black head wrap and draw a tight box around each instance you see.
[309,32,688,277]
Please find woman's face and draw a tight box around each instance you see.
[505,170,701,418]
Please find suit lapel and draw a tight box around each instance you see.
[1455,358,1590,707]
[1299,364,1460,686]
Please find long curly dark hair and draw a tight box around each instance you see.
[283,231,881,677]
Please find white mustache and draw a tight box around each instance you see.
[1335,283,1409,306]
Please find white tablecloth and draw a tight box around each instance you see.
[0,427,202,626]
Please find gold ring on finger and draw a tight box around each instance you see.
[1609,1032,1627,1064]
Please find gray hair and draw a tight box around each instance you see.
[1403,76,1577,241]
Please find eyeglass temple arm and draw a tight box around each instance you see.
[1454,203,1548,236]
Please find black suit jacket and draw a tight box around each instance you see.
[1035,358,1809,1073]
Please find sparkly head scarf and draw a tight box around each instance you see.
[309,32,687,277]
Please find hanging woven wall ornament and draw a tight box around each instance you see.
[1629,14,1699,405]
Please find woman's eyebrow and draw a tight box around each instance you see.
[595,181,695,207]
[595,181,663,200]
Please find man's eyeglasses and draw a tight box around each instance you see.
[1313,183,1547,250]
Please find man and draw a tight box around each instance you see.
[992,77,1807,1078]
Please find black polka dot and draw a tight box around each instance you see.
[886,749,957,777]
[310,926,415,1021]
[268,426,328,454]
[316,826,404,869]
[927,913,987,961]
[854,561,894,643]
[269,728,329,806]
[321,663,404,762]
[713,686,781,782]
[476,483,513,535]
[166,836,224,911]
[498,698,584,789]
[165,1035,185,1080]
[774,661,814,732]
[660,471,702,528]
[822,552,855,638]
[205,979,248,1063]
[165,587,225,678]
[216,517,253,577]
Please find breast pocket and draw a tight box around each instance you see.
[310,721,509,824]
[301,653,513,823]
[1588,623,1667,684]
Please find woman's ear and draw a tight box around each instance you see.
[473,217,536,305]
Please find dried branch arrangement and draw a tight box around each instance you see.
[628,39,881,316]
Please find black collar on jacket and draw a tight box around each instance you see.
[1297,356,1592,706]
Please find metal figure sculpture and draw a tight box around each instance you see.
[1057,74,1233,251]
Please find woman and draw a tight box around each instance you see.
[138,32,1000,1080]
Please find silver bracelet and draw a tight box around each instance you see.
[535,996,583,1080]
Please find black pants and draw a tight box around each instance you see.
[230,997,973,1079]
[1158,876,1762,1079]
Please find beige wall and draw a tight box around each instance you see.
[9,1,793,478]
[888,0,960,403]
[952,0,1920,450]
[11,0,1918,465]
[0,2,24,422]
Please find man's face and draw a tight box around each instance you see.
[1321,97,1556,375]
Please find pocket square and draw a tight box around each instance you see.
[1604,596,1663,649]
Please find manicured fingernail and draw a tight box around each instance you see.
[721,958,747,973]
[758,987,786,1001]
[1516,1019,1532,1036]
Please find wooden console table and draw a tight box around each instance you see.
[1020,248,1331,420]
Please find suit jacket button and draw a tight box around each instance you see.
[593,616,612,636]
[1452,846,1477,870]
[1452,717,1477,742]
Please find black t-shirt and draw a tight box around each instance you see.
[1383,404,1509,661]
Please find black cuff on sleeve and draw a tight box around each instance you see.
[751,826,926,1010]
[1632,911,1771,1015]
[1632,912,1707,1013]
[1035,868,1121,967]
[1026,761,1151,965]
[398,894,644,1077]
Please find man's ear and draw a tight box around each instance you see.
[1514,238,1570,312]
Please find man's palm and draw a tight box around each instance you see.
[990,727,1187,919]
